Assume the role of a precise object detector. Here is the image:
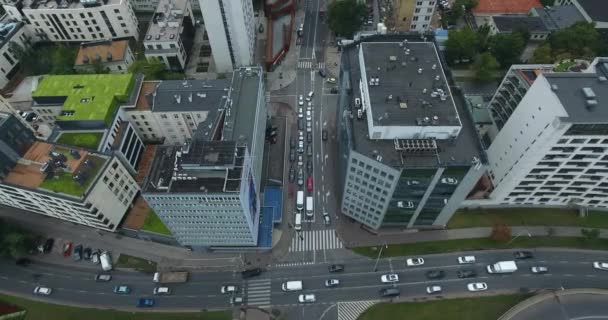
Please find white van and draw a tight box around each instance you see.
[296,191,304,211]
[294,213,302,231]
[100,251,112,271]
[306,91,314,101]
[306,196,314,218]
[153,287,171,295]
[282,281,303,291]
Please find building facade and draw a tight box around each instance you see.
[198,0,255,72]
[0,16,32,89]
[2,0,139,42]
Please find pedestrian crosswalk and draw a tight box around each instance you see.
[338,300,379,320]
[274,261,314,268]
[288,229,344,252]
[297,61,326,70]
[245,278,271,308]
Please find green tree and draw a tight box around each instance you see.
[550,22,601,58]
[443,4,463,26]
[581,228,600,242]
[488,33,525,67]
[129,57,167,80]
[530,43,553,63]
[327,0,367,38]
[457,0,478,11]
[50,44,77,74]
[0,220,35,259]
[472,52,499,81]
[445,27,479,64]
[540,0,554,6]
[476,24,491,52]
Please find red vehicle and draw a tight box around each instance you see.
[307,177,313,192]
[62,241,73,257]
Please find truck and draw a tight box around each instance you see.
[281,280,303,291]
[486,261,518,274]
[100,251,112,271]
[296,191,304,211]
[153,271,189,283]
[306,196,314,217]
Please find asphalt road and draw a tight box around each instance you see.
[3,249,608,311]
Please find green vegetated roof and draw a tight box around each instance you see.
[39,153,106,197]
[33,74,135,124]
[56,132,104,150]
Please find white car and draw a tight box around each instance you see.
[458,256,476,264]
[426,285,442,294]
[220,285,238,294]
[593,262,608,271]
[298,107,303,118]
[406,257,425,266]
[298,294,316,303]
[298,95,304,106]
[325,279,340,287]
[153,287,171,295]
[306,110,312,121]
[33,286,52,295]
[531,266,548,274]
[355,98,361,107]
[380,274,399,283]
[467,282,488,292]
[327,77,336,84]
[307,102,313,110]
[323,212,330,225]
[441,177,458,185]
[230,296,243,305]
[397,201,414,209]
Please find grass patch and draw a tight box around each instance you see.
[353,236,608,258]
[39,155,105,197]
[0,293,230,320]
[141,210,172,236]
[554,61,576,72]
[448,208,608,229]
[359,294,530,320]
[115,254,157,273]
[56,132,103,150]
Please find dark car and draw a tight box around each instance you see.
[322,129,328,141]
[73,245,83,261]
[425,270,445,279]
[42,238,54,253]
[329,264,345,273]
[290,137,296,148]
[83,247,92,260]
[136,298,155,308]
[307,160,312,174]
[241,268,263,279]
[15,258,31,266]
[457,269,477,278]
[298,119,304,130]
[289,149,296,162]
[379,287,400,297]
[514,251,534,259]
[307,132,312,143]
[319,69,327,78]
[330,88,338,94]
[289,166,295,182]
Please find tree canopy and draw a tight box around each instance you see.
[531,22,607,63]
[472,52,499,81]
[445,27,478,64]
[488,32,526,67]
[327,0,367,38]
[0,219,36,259]
[9,43,77,76]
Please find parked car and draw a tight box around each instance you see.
[467,282,488,292]
[325,279,340,287]
[33,286,52,296]
[327,78,336,84]
[91,250,100,264]
[457,269,477,278]
[290,137,296,148]
[298,154,303,166]
[73,244,83,261]
[531,266,548,274]
[458,256,476,264]
[95,274,112,282]
[307,132,312,143]
[425,270,445,279]
[83,247,92,260]
[319,69,327,77]
[230,296,243,305]
[40,238,54,253]
[136,298,155,308]
[330,87,338,94]
[62,242,73,257]
[380,274,399,283]
[113,285,131,295]
[514,251,534,259]
[426,285,442,294]
[290,148,296,162]
[406,257,424,266]
[328,264,344,273]
[322,129,328,141]
[440,177,458,185]
[297,168,304,186]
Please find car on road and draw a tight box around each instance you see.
[113,285,131,294]
[379,287,400,297]
[297,154,303,166]
[95,274,112,282]
[355,98,361,107]
[298,95,304,106]
[531,266,548,274]
[307,160,312,174]
[33,286,52,296]
[62,242,72,257]
[307,101,313,110]
[242,268,263,279]
[397,201,414,209]
[426,285,442,294]
[406,180,420,185]
[323,212,330,225]
[83,247,92,260]
[298,294,316,303]
[290,137,296,148]
[441,177,458,185]
[221,285,238,294]
[73,244,83,261]
[319,69,326,77]
[136,298,155,308]
[467,282,488,292]
[329,264,344,273]
[593,262,608,271]
[298,107,303,118]
[290,148,296,162]
[307,177,313,192]
[306,110,312,121]
[230,296,243,305]
[91,250,100,264]
[457,269,477,278]
[425,270,445,279]
[458,256,476,264]
[40,238,54,253]
[153,287,171,295]
[307,144,312,157]
[325,279,340,287]
[327,77,336,84]
[380,274,399,283]
[322,129,328,141]
[16,258,31,266]
[289,166,295,182]
[406,257,424,266]
[514,251,534,259]
[297,118,304,130]
[297,168,304,186]
[307,132,312,143]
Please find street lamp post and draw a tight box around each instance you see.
[373,243,388,272]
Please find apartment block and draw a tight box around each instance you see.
[199,0,255,72]
[143,0,195,71]
[338,39,484,230]
[142,67,267,249]
[0,112,139,231]
[0,16,32,89]
[74,40,134,73]
[2,0,139,42]
[129,0,200,12]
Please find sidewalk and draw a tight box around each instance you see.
[337,216,608,248]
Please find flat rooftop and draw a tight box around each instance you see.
[347,39,482,169]
[75,40,130,66]
[145,0,189,43]
[19,0,120,10]
[3,141,108,198]
[532,5,585,31]
[492,16,547,33]
[222,67,264,142]
[545,68,608,123]
[32,74,135,125]
[360,42,459,127]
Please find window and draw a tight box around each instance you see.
[411,24,417,29]
[415,8,421,13]
[413,16,419,21]
[117,16,123,20]
[424,16,430,20]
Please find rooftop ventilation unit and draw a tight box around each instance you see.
[394,138,438,153]
[586,99,598,109]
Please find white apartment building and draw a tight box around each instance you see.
[0,17,32,89]
[199,0,255,72]
[2,0,139,42]
[144,0,194,71]
[129,0,200,12]
[409,0,436,32]
[479,58,608,209]
[0,113,139,231]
